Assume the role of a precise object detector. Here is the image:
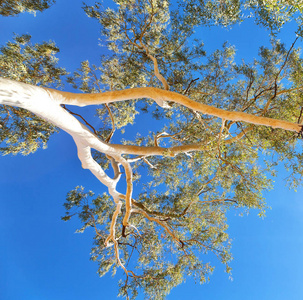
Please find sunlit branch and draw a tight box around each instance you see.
[88,65,116,142]
[154,131,182,146]
[105,201,122,246]
[88,208,103,237]
[5,77,300,164]
[118,157,133,227]
[140,39,169,91]
[45,85,302,133]
[142,157,157,169]
[217,118,226,156]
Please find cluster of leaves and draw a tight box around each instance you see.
[249,0,303,33]
[0,34,67,154]
[62,186,232,300]
[70,1,176,136]
[69,0,208,141]
[0,0,55,16]
[58,1,303,298]
[3,0,303,298]
[181,0,303,34]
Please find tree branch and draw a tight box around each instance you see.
[43,83,302,133]
[132,208,184,248]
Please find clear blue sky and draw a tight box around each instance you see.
[1,1,303,299]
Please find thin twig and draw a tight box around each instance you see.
[184,78,199,95]
[298,107,303,124]
[61,104,98,135]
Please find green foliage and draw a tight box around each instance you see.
[248,0,302,33]
[263,0,303,13]
[63,186,232,300]
[3,0,303,298]
[67,59,140,135]
[0,34,67,155]
[0,0,55,16]
[59,1,303,298]
[181,0,303,35]
[180,0,242,27]
[0,34,66,85]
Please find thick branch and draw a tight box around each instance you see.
[2,78,300,161]
[44,84,301,133]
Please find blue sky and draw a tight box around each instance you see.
[1,1,303,299]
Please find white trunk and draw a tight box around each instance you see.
[0,78,134,246]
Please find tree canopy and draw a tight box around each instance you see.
[1,1,303,299]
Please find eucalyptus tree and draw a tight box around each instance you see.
[1,0,303,299]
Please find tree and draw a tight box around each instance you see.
[1,1,303,299]
[0,0,55,16]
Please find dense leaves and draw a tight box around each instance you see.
[63,186,232,299]
[2,0,303,299]
[61,1,303,299]
[181,0,303,34]
[0,34,66,154]
[0,0,55,16]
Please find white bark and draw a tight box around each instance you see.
[0,77,130,249]
[1,76,301,190]
[1,76,301,274]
